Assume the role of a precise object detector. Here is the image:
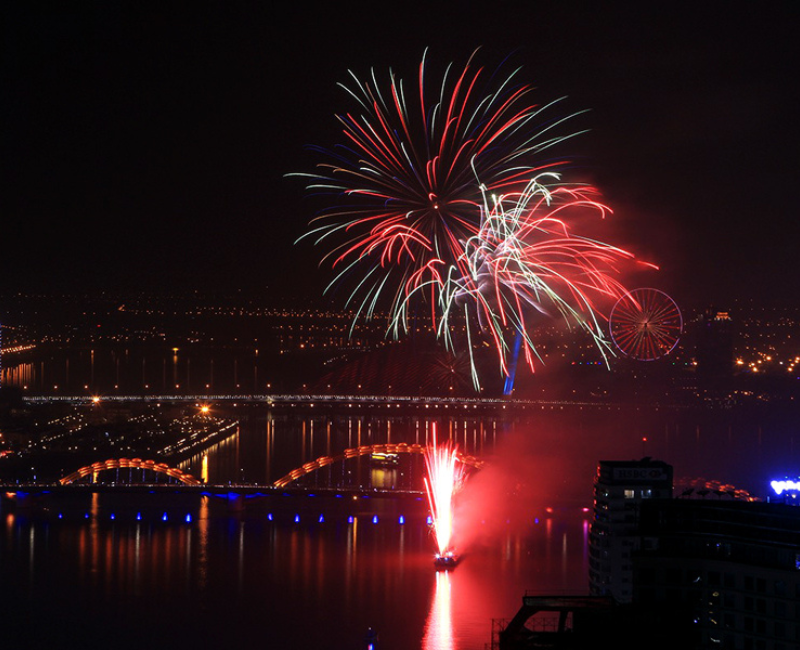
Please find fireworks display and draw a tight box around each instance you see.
[438,175,654,385]
[294,49,587,325]
[424,429,467,557]
[295,49,657,388]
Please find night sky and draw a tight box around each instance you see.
[3,2,799,308]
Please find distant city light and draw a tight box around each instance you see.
[771,479,800,495]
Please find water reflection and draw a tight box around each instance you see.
[0,491,594,649]
[424,570,454,650]
[8,347,797,494]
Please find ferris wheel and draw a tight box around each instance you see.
[609,288,682,361]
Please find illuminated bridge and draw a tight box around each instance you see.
[272,442,485,487]
[49,443,484,491]
[59,457,201,486]
[21,392,627,412]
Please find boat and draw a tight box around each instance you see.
[364,627,378,649]
[370,452,399,468]
[434,551,460,570]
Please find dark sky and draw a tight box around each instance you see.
[3,2,799,307]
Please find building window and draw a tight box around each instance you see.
[666,568,681,584]
[624,489,635,499]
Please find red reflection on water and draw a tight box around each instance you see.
[423,570,453,650]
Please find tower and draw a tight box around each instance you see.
[588,458,673,603]
[695,309,734,379]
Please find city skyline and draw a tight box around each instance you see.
[4,8,800,647]
[3,3,799,308]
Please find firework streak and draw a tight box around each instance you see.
[437,174,652,385]
[424,430,467,556]
[293,50,656,388]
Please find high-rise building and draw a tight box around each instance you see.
[634,498,800,649]
[695,309,735,379]
[589,458,673,603]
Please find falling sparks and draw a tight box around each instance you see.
[424,428,467,556]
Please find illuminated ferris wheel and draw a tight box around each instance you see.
[609,288,682,361]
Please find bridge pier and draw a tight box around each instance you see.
[1,490,36,512]
[226,493,245,514]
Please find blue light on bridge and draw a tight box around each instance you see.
[348,516,354,524]
[426,515,432,525]
[110,513,115,520]
[162,512,168,521]
[372,515,378,524]
[136,512,142,521]
[318,514,324,523]
[267,513,273,521]
[398,515,405,525]
[294,514,300,523]
[185,514,192,523]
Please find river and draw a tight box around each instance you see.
[2,347,799,648]
[3,399,799,649]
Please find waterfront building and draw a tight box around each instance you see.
[634,498,800,649]
[588,457,673,603]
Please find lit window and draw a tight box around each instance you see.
[624,489,635,499]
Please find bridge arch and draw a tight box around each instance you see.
[273,443,484,488]
[59,458,201,486]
